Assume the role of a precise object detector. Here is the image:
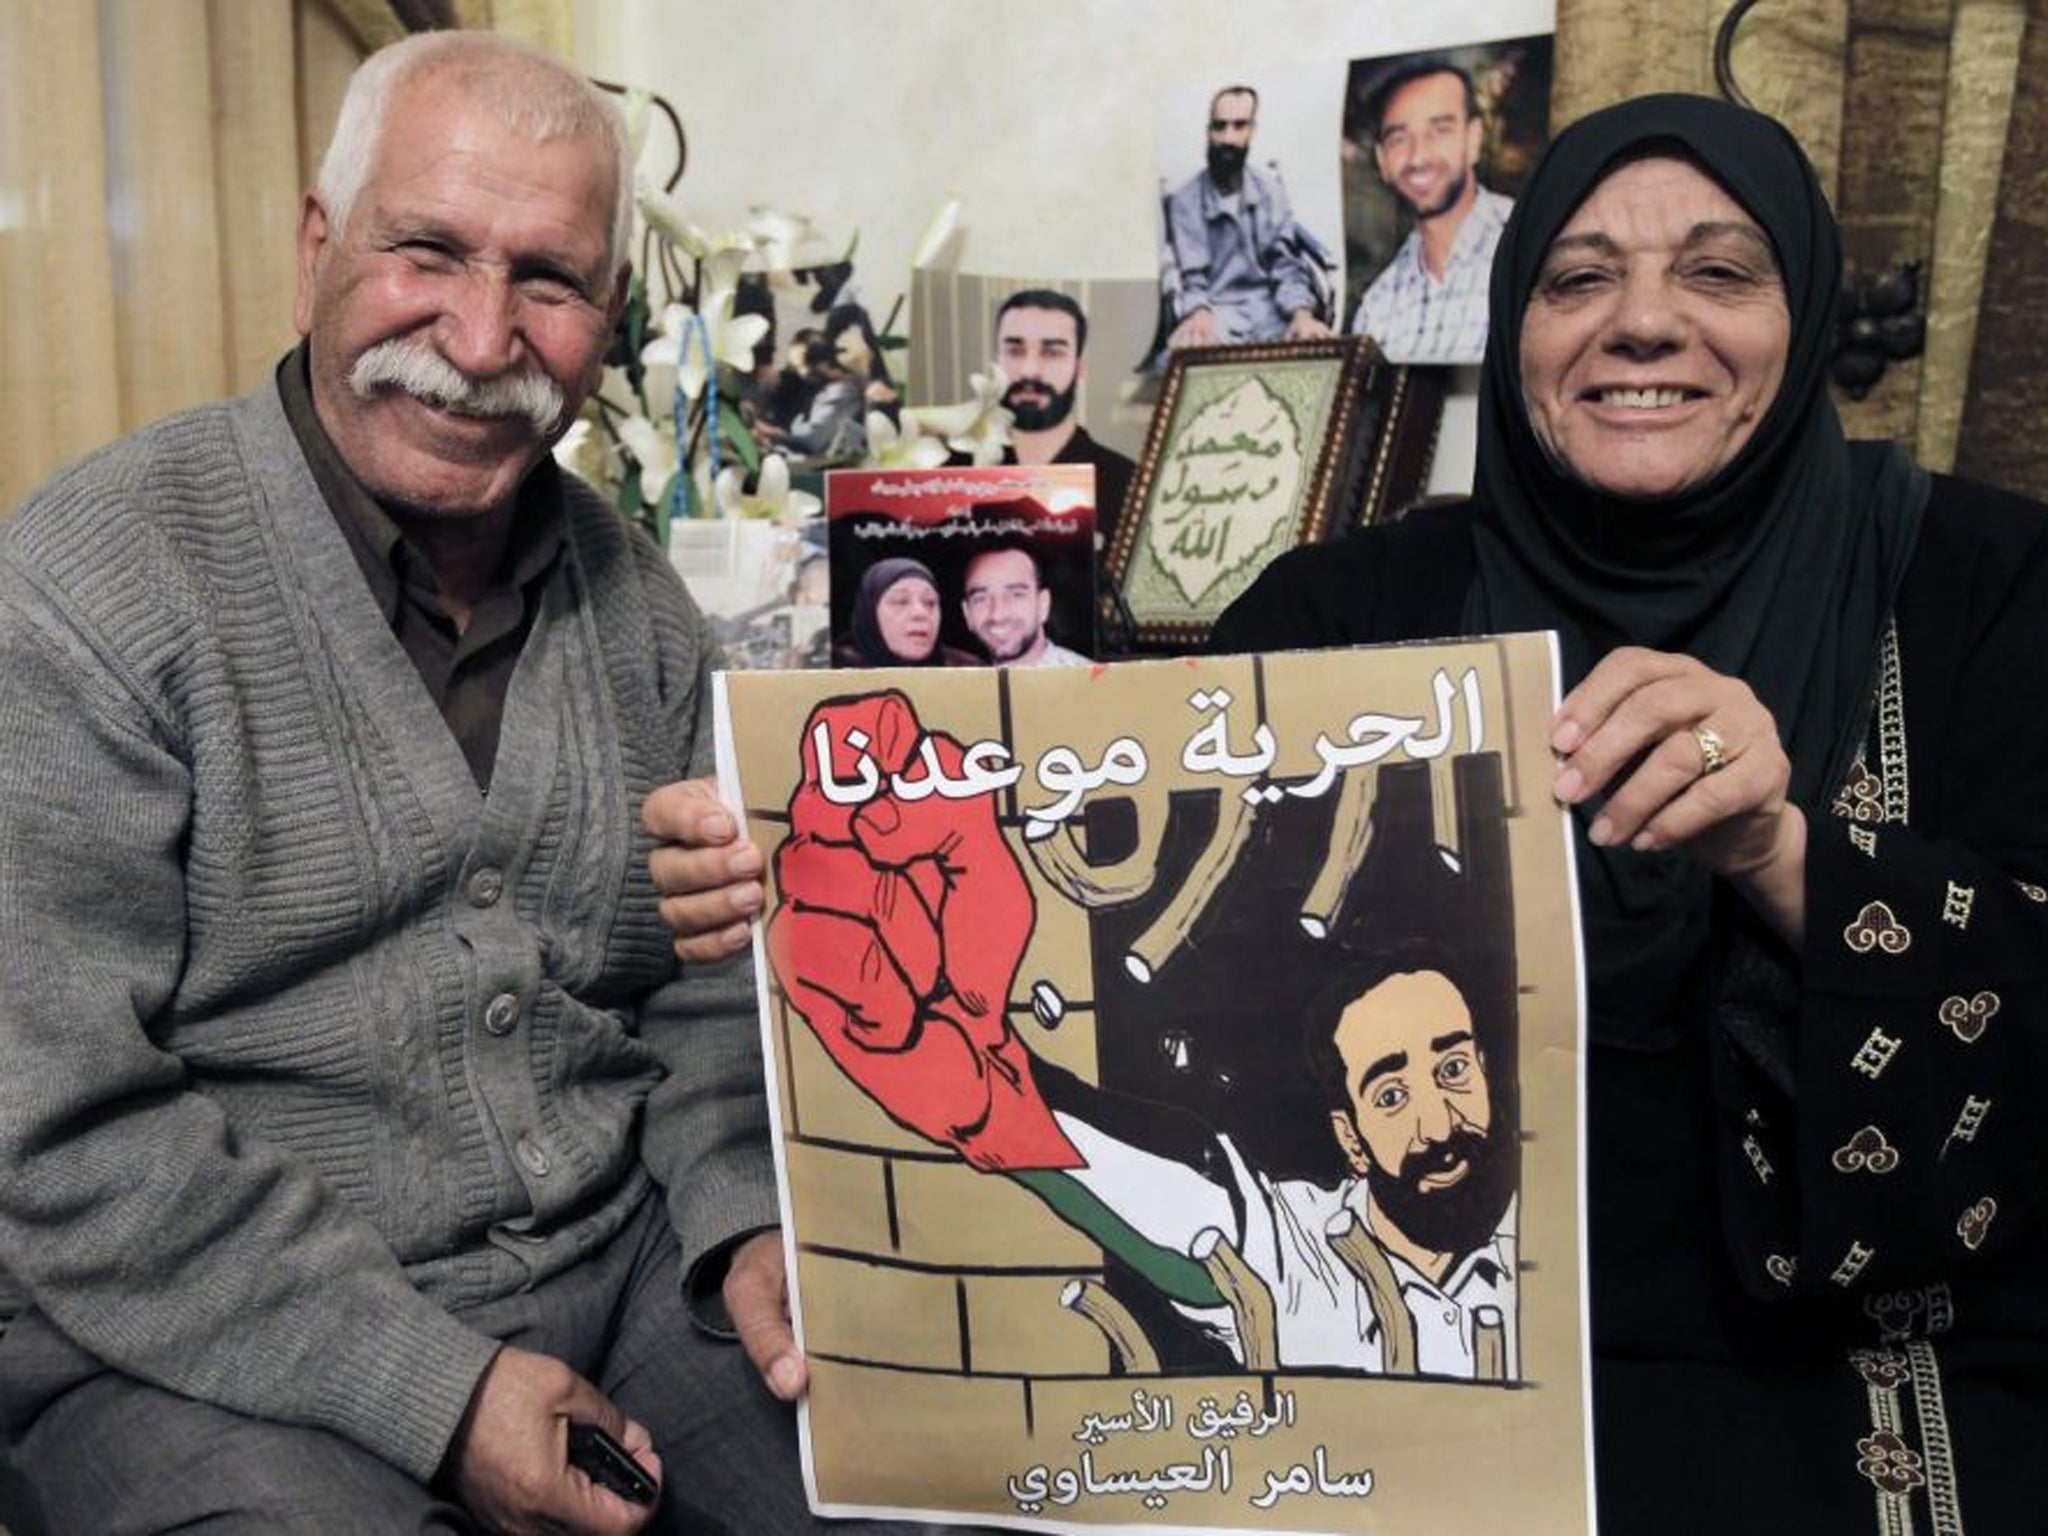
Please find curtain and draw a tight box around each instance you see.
[0,0,572,516]
[1953,0,2048,494]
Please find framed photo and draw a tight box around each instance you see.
[1106,337,1442,651]
[667,516,830,671]
[825,465,1097,669]
[1341,36,1554,363]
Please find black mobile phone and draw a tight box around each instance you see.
[566,1420,659,1507]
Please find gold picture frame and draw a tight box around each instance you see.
[1106,337,1443,651]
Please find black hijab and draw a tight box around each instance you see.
[1463,94,1928,1044]
[847,557,946,667]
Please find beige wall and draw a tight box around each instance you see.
[572,1,1559,495]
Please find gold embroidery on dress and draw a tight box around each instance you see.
[1843,626,1916,835]
[1940,882,1974,930]
[1849,1349,1917,1533]
[1863,1283,1955,1344]
[1830,631,1975,1533]
[1832,622,1907,829]
[1936,991,1998,1043]
[1847,1340,1966,1536]
[1832,1126,1901,1174]
[1835,759,1886,823]
[1956,1197,1996,1251]
[1846,903,1912,955]
[1906,1340,1965,1536]
[1941,1096,1992,1160]
[1832,1240,1876,1286]
[1742,1133,1774,1183]
[1851,1028,1902,1079]
[1876,620,1908,824]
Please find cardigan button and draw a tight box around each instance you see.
[483,992,520,1036]
[516,1135,551,1178]
[467,867,505,907]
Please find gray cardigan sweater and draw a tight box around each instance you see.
[0,382,776,1479]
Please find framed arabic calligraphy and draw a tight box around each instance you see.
[1106,337,1443,652]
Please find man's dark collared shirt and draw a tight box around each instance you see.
[278,346,566,790]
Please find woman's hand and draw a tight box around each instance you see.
[1552,646,1806,944]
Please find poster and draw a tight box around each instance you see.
[826,466,1098,668]
[715,634,1590,1532]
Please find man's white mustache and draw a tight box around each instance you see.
[348,340,563,435]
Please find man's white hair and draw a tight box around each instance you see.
[316,31,633,291]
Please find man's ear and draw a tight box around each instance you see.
[1463,115,1484,173]
[1373,139,1396,189]
[1329,1111,1373,1177]
[1034,586,1051,625]
[581,263,633,399]
[293,192,331,337]
[604,262,632,333]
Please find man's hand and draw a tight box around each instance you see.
[724,1230,807,1402]
[1169,307,1218,349]
[644,779,762,963]
[1552,646,1805,943]
[1286,308,1333,341]
[449,1346,662,1535]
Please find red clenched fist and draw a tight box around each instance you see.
[767,691,1081,1171]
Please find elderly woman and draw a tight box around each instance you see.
[831,557,974,668]
[1217,93,2048,1529]
[651,96,2048,1527]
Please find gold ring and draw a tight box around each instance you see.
[1693,723,1728,776]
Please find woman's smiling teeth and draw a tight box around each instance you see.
[1597,387,1696,409]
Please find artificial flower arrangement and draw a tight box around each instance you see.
[556,90,1013,548]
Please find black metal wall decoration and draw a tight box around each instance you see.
[1712,0,1765,108]
[1832,266,1928,398]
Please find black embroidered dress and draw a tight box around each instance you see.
[1213,92,2048,1533]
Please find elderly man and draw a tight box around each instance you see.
[1163,86,1333,349]
[0,33,847,1536]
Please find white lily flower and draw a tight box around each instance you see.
[906,365,1013,466]
[910,196,962,268]
[615,414,681,504]
[635,188,691,252]
[633,187,755,264]
[862,411,949,471]
[744,206,830,273]
[695,246,749,300]
[552,416,616,488]
[685,222,758,263]
[714,454,822,520]
[641,291,770,406]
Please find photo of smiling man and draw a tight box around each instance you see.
[960,540,1089,667]
[1342,38,1552,365]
